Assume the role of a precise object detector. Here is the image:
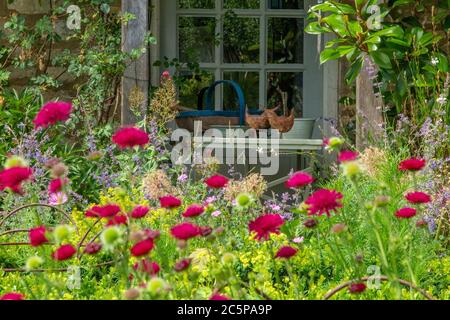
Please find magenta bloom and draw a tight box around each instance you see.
[106,214,128,226]
[249,214,284,241]
[174,258,191,272]
[398,158,426,171]
[48,178,68,194]
[33,101,72,129]
[275,246,298,259]
[285,172,314,188]
[0,166,33,194]
[305,189,343,217]
[84,242,102,255]
[134,259,160,275]
[130,239,154,257]
[349,283,366,294]
[29,226,48,247]
[52,244,76,261]
[338,150,359,163]
[112,127,149,149]
[160,195,182,209]
[405,192,431,204]
[170,222,201,240]
[0,292,25,300]
[182,204,205,218]
[85,204,121,218]
[395,207,417,219]
[205,175,229,188]
[209,293,231,300]
[131,205,150,219]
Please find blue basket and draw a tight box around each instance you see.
[176,80,262,131]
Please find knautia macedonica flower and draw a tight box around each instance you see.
[84,242,102,255]
[29,226,48,247]
[305,189,343,217]
[236,193,252,207]
[248,214,284,241]
[205,175,229,188]
[395,207,417,219]
[130,239,154,257]
[210,293,231,300]
[0,292,25,300]
[405,192,431,204]
[285,172,314,189]
[33,101,72,129]
[106,214,128,226]
[134,259,160,275]
[112,127,149,149]
[85,204,121,218]
[275,246,298,259]
[338,150,359,163]
[170,222,201,240]
[159,195,182,209]
[398,158,426,171]
[182,204,205,218]
[174,258,191,272]
[52,244,76,261]
[0,166,33,194]
[131,205,150,219]
[303,219,318,228]
[349,283,366,294]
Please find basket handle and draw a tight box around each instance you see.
[205,80,246,125]
[197,86,209,111]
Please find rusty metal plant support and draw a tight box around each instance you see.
[324,276,435,300]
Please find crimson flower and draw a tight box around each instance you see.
[285,172,314,189]
[205,175,229,188]
[395,207,417,219]
[134,259,160,275]
[106,214,128,226]
[338,150,359,163]
[52,244,76,261]
[33,101,72,129]
[398,158,426,171]
[199,226,213,237]
[130,239,154,257]
[249,214,284,241]
[405,192,431,204]
[275,246,298,259]
[160,195,182,209]
[112,127,149,149]
[48,178,67,194]
[349,283,366,294]
[303,219,318,228]
[85,204,121,218]
[170,222,201,240]
[182,204,205,218]
[174,258,191,272]
[209,294,231,300]
[29,226,48,247]
[0,166,33,194]
[84,242,102,255]
[305,189,343,217]
[131,205,150,219]
[0,292,25,300]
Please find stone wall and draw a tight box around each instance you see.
[0,0,121,100]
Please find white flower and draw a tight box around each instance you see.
[436,94,448,106]
[293,237,304,244]
[431,57,439,66]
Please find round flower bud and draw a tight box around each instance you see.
[221,252,236,265]
[4,155,28,169]
[123,288,140,300]
[53,225,73,243]
[51,162,68,178]
[87,151,103,161]
[25,256,43,271]
[236,193,252,207]
[147,277,166,296]
[331,223,347,234]
[342,161,361,177]
[100,226,123,251]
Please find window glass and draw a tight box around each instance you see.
[178,16,216,63]
[267,72,303,116]
[223,13,260,63]
[268,0,303,9]
[224,0,260,9]
[267,18,303,64]
[178,70,215,109]
[178,0,215,9]
[223,72,259,110]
